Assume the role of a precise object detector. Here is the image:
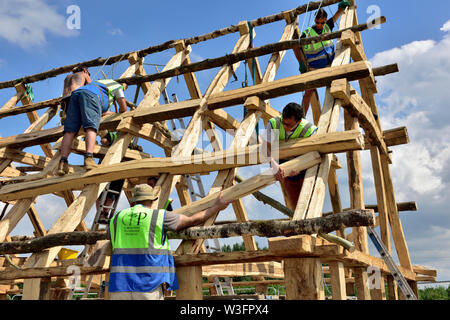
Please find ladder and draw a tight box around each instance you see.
[367,226,418,300]
[205,238,235,296]
[91,181,122,231]
[69,182,123,300]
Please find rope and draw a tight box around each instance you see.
[108,53,128,79]
[92,56,111,81]
[299,2,310,37]
[3,254,22,270]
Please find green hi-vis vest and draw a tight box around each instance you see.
[302,25,335,69]
[269,116,318,141]
[94,79,124,112]
[108,205,178,292]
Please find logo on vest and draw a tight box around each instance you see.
[121,212,149,235]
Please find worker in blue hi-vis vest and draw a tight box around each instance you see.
[292,1,351,115]
[263,103,318,211]
[108,184,233,300]
[58,66,129,176]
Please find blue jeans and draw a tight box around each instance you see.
[64,89,101,134]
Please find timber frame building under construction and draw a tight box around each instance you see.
[0,0,438,300]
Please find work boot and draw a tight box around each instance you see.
[57,160,69,176]
[84,157,99,170]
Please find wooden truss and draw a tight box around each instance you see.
[0,0,437,300]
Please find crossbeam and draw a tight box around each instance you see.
[0,131,364,201]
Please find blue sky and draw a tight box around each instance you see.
[1,0,449,285]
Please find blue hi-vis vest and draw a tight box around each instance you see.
[303,25,335,69]
[79,80,123,113]
[109,205,179,292]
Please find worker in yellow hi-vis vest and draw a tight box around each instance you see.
[263,103,318,210]
[292,1,351,115]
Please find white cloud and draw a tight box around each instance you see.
[369,21,450,202]
[407,226,450,280]
[108,28,124,36]
[0,0,76,48]
[440,19,450,32]
[365,21,450,280]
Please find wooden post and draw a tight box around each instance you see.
[284,258,324,300]
[386,275,398,300]
[369,272,386,300]
[353,267,371,300]
[329,261,347,300]
[176,266,203,300]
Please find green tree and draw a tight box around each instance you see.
[419,285,450,300]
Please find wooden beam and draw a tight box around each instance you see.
[0,152,63,244]
[16,84,54,159]
[329,261,347,300]
[1,92,23,111]
[58,139,152,162]
[0,148,50,169]
[116,117,176,152]
[0,103,58,174]
[26,206,46,238]
[328,167,346,239]
[364,126,409,149]
[168,209,375,240]
[331,79,388,156]
[380,154,413,271]
[202,262,283,278]
[323,201,418,216]
[344,111,369,254]
[172,153,321,219]
[207,61,373,111]
[371,146,392,253]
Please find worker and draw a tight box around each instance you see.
[108,184,233,300]
[147,176,173,211]
[58,75,129,176]
[263,102,318,210]
[293,1,351,115]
